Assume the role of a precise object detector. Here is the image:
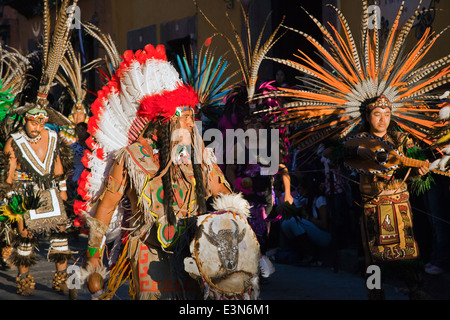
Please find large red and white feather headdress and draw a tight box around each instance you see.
[74,44,199,228]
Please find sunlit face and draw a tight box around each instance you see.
[24,119,46,139]
[178,109,194,145]
[366,107,391,137]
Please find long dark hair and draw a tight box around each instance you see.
[159,120,176,225]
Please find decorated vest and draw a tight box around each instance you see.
[11,129,58,185]
[10,129,69,233]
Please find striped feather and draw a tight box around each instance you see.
[195,1,285,102]
[256,1,450,153]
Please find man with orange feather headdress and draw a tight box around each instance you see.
[255,1,450,299]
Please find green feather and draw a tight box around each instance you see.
[406,146,426,161]
[410,173,435,195]
[7,194,26,215]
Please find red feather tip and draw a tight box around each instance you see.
[120,45,167,71]
[204,37,212,47]
[85,136,98,151]
[77,186,91,201]
[96,148,105,160]
[80,169,92,182]
[73,200,88,215]
[87,116,99,136]
[81,149,92,168]
[74,218,82,227]
[137,85,199,121]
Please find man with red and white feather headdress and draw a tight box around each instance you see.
[77,43,260,300]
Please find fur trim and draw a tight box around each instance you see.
[9,250,39,267]
[211,192,251,218]
[80,262,108,283]
[9,236,40,268]
[0,182,18,202]
[248,274,260,300]
[57,136,75,179]
[0,150,11,184]
[47,232,74,263]
[48,251,74,264]
[85,214,109,248]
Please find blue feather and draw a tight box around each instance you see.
[210,60,228,93]
[182,56,193,86]
[197,55,208,93]
[200,57,214,95]
[193,55,198,87]
[176,55,188,84]
[204,56,221,93]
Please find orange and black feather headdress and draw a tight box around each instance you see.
[256,0,450,152]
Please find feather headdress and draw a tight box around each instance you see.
[176,36,239,111]
[0,45,30,148]
[74,44,199,227]
[55,42,88,121]
[255,1,450,153]
[54,41,89,144]
[194,0,286,102]
[39,0,78,102]
[0,45,30,120]
[81,22,121,82]
[12,0,78,126]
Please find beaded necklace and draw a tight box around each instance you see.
[20,130,42,144]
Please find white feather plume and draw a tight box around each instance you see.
[211,193,252,218]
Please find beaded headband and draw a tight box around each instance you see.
[366,95,392,112]
[175,106,194,117]
[25,107,49,124]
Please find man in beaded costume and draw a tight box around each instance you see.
[2,106,75,296]
[0,0,78,296]
[77,44,260,300]
[253,1,450,299]
[342,95,430,299]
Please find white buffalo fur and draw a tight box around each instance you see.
[211,193,251,218]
